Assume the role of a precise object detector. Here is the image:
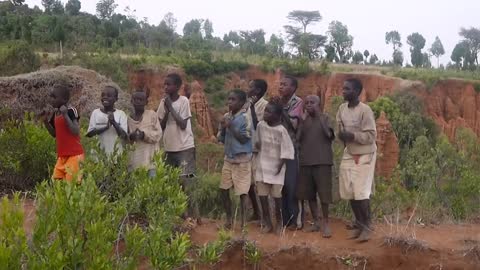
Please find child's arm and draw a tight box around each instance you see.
[249,101,259,129]
[60,106,80,136]
[227,117,249,144]
[86,124,110,137]
[141,113,162,144]
[108,112,128,140]
[165,97,189,130]
[320,114,335,141]
[275,159,287,175]
[43,113,56,138]
[296,116,304,143]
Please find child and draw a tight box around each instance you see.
[157,73,198,222]
[336,78,377,242]
[128,91,162,177]
[43,84,84,182]
[86,84,128,155]
[297,95,335,238]
[218,89,253,229]
[255,101,295,235]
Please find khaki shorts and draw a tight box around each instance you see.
[339,152,376,200]
[257,182,283,198]
[220,161,251,195]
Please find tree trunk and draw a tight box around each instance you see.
[59,40,63,60]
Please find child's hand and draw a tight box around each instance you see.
[129,132,137,141]
[254,142,261,150]
[59,105,68,115]
[107,112,115,123]
[338,131,354,142]
[164,97,173,112]
[136,129,145,140]
[275,164,283,175]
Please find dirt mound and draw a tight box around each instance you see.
[0,65,130,119]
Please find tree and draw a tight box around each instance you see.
[96,0,117,20]
[266,34,285,57]
[65,0,81,16]
[10,0,25,6]
[327,20,353,63]
[451,41,470,69]
[363,50,370,63]
[42,0,63,14]
[183,19,202,39]
[393,50,404,66]
[369,54,379,65]
[459,27,480,66]
[385,30,402,51]
[239,29,266,55]
[163,12,177,31]
[407,32,426,67]
[352,51,363,64]
[430,36,445,68]
[422,52,432,68]
[286,10,322,33]
[203,19,213,39]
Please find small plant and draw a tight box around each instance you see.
[196,229,232,265]
[0,193,27,270]
[244,241,262,268]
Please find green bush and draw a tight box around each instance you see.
[0,41,40,76]
[260,57,311,77]
[0,194,27,270]
[182,59,214,79]
[193,173,223,218]
[0,118,56,191]
[204,76,225,94]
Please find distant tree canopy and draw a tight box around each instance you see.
[328,21,353,63]
[284,10,326,60]
[407,32,426,67]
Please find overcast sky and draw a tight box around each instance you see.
[26,0,479,65]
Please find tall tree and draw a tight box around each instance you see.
[163,12,176,31]
[183,19,202,38]
[239,29,266,55]
[96,0,117,20]
[10,0,25,6]
[42,0,63,14]
[327,20,353,63]
[430,36,445,68]
[393,49,404,66]
[65,0,81,16]
[385,30,402,51]
[451,41,470,69]
[459,27,480,66]
[286,10,322,33]
[369,54,379,65]
[203,19,213,39]
[352,51,364,64]
[363,50,370,63]
[407,32,426,67]
[266,34,285,57]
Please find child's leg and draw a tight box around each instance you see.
[320,202,331,238]
[239,194,248,229]
[220,189,233,229]
[274,198,283,235]
[258,195,272,233]
[248,185,260,221]
[305,199,320,232]
[220,160,234,229]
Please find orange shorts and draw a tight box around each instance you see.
[52,154,84,182]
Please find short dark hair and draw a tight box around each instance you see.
[105,84,119,98]
[251,79,268,96]
[267,101,283,116]
[231,89,247,103]
[53,83,71,101]
[345,78,363,93]
[166,73,182,88]
[284,75,298,91]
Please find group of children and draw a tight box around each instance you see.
[44,72,376,242]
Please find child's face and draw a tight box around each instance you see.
[101,87,117,108]
[49,88,66,108]
[305,96,320,115]
[131,92,147,111]
[343,81,359,102]
[247,81,260,99]
[263,104,280,125]
[227,93,244,113]
[279,78,295,98]
[164,77,179,96]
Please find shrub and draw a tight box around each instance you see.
[0,41,40,76]
[204,76,225,94]
[193,173,223,218]
[0,118,56,191]
[182,59,214,79]
[0,194,27,269]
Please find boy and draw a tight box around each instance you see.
[297,95,335,238]
[336,78,377,242]
[255,101,294,235]
[43,84,84,182]
[218,89,253,230]
[128,91,162,177]
[277,75,304,230]
[86,84,128,155]
[157,73,198,222]
[245,79,269,222]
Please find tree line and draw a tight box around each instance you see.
[1,0,479,70]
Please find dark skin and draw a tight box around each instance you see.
[261,104,288,174]
[338,81,358,143]
[278,77,300,130]
[247,80,263,129]
[129,92,148,142]
[160,77,188,131]
[86,87,128,140]
[43,88,80,137]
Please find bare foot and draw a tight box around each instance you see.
[322,223,332,238]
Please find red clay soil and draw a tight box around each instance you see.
[20,200,480,269]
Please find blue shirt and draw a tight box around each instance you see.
[218,111,252,162]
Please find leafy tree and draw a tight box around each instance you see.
[393,49,404,66]
[407,32,426,67]
[369,53,378,65]
[10,0,25,6]
[203,19,213,39]
[352,50,363,64]
[266,34,285,57]
[459,27,480,66]
[163,12,177,31]
[65,0,81,16]
[327,20,353,63]
[183,19,202,39]
[96,0,117,20]
[422,52,432,68]
[223,30,240,47]
[239,29,266,55]
[430,36,445,68]
[363,50,370,63]
[325,44,337,62]
[286,10,322,33]
[451,40,471,69]
[385,30,402,51]
[42,0,63,14]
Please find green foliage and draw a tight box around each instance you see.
[244,241,262,267]
[327,21,353,63]
[0,194,27,270]
[193,173,223,218]
[204,76,225,94]
[0,41,40,76]
[196,229,232,265]
[407,32,426,68]
[182,56,248,79]
[0,117,56,191]
[260,57,311,76]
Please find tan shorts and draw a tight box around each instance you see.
[220,161,251,195]
[339,152,376,200]
[257,182,283,198]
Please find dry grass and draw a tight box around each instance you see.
[462,240,480,262]
[383,235,430,253]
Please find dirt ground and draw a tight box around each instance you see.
[20,199,480,269]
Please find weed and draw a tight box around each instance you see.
[244,241,262,268]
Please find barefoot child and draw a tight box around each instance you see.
[86,84,128,155]
[255,101,294,235]
[218,89,253,229]
[297,95,335,238]
[336,78,377,242]
[128,91,162,177]
[157,73,199,222]
[43,84,84,182]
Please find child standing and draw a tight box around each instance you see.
[86,84,128,155]
[157,73,198,222]
[297,95,335,238]
[255,101,295,235]
[43,84,84,182]
[218,89,253,230]
[128,91,162,177]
